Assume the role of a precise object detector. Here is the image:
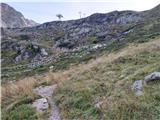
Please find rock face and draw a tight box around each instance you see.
[0,3,38,28]
[144,72,160,83]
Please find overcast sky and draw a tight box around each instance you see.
[2,0,160,23]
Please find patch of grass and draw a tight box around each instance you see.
[2,104,37,120]
[55,89,101,119]
[86,36,98,44]
[33,65,49,74]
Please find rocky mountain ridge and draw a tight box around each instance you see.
[0,3,38,28]
[1,3,160,78]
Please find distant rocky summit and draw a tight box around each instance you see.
[0,3,38,28]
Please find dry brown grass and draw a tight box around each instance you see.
[1,71,67,107]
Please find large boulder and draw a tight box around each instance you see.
[144,72,160,83]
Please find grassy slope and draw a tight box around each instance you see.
[54,38,160,120]
[2,38,160,120]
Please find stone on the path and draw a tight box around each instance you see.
[132,80,143,96]
[94,101,104,108]
[33,85,57,98]
[33,85,60,120]
[144,72,160,83]
[32,98,49,112]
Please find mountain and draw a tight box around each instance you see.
[1,3,160,120]
[142,4,160,18]
[0,3,38,28]
[1,3,160,80]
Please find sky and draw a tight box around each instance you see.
[1,0,160,23]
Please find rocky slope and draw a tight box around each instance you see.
[1,3,160,80]
[0,3,38,28]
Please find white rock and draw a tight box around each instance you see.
[95,101,104,108]
[32,98,49,112]
[132,80,143,96]
[92,44,102,49]
[33,85,57,98]
[41,48,48,56]
[49,66,54,69]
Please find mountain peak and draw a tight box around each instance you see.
[0,3,38,28]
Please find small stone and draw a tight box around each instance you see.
[49,66,54,69]
[15,55,22,62]
[41,48,48,56]
[132,80,143,96]
[95,101,104,108]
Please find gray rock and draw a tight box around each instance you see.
[32,54,43,62]
[144,72,160,83]
[33,45,39,49]
[1,58,5,63]
[116,13,141,24]
[77,27,91,35]
[92,44,103,49]
[49,66,54,70]
[41,48,48,56]
[33,85,57,98]
[15,55,22,62]
[94,101,104,108]
[33,85,60,119]
[32,98,49,112]
[132,80,143,96]
[23,52,30,59]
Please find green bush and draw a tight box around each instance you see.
[86,36,98,44]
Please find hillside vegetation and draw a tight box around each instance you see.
[2,37,160,120]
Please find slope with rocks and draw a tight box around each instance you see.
[1,4,160,81]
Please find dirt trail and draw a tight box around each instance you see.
[33,85,60,120]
